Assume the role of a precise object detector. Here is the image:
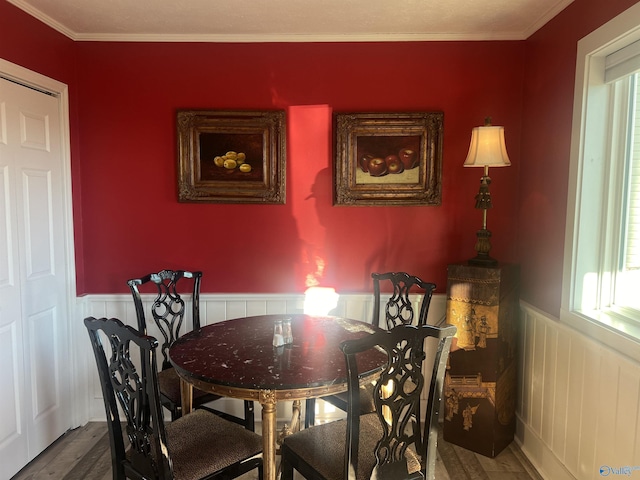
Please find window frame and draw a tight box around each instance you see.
[562,2,640,362]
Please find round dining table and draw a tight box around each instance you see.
[169,313,385,480]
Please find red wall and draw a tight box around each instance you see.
[0,2,75,82]
[13,1,637,304]
[73,41,524,294]
[0,1,86,284]
[518,0,640,315]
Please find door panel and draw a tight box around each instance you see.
[0,78,28,480]
[0,76,70,478]
[0,322,25,473]
[29,308,59,419]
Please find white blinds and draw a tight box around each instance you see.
[626,74,640,270]
[605,38,640,84]
[606,38,640,271]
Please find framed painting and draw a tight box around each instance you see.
[177,110,286,204]
[334,112,443,206]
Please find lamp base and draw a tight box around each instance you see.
[469,228,498,267]
[468,254,498,267]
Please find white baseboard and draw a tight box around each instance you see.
[516,415,575,480]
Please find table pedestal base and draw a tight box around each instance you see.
[260,390,278,480]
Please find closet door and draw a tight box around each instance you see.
[0,76,71,479]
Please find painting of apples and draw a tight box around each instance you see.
[355,135,421,185]
[334,112,443,206]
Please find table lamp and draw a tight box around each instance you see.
[464,117,511,266]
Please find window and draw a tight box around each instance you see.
[563,3,640,360]
[617,72,640,311]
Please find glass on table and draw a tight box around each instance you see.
[273,319,284,347]
[283,317,293,344]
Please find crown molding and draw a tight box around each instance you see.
[8,0,559,43]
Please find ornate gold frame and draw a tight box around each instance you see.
[177,110,286,204]
[334,111,443,206]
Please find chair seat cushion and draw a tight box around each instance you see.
[158,367,220,405]
[166,409,262,480]
[282,413,421,480]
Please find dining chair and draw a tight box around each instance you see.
[128,269,255,429]
[84,316,263,480]
[304,271,436,428]
[282,322,456,480]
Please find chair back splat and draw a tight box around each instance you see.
[85,316,172,479]
[372,271,436,330]
[128,269,202,370]
[344,324,455,479]
[282,323,456,480]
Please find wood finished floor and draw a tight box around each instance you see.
[11,422,543,480]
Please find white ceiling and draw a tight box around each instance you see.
[8,0,574,42]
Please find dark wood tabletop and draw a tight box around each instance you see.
[169,313,385,394]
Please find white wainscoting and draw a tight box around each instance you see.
[75,293,640,479]
[76,292,447,427]
[517,302,640,480]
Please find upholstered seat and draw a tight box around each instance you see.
[163,410,262,480]
[282,413,421,480]
[85,316,263,480]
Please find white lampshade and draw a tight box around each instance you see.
[464,125,511,167]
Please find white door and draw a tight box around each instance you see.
[0,72,72,479]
